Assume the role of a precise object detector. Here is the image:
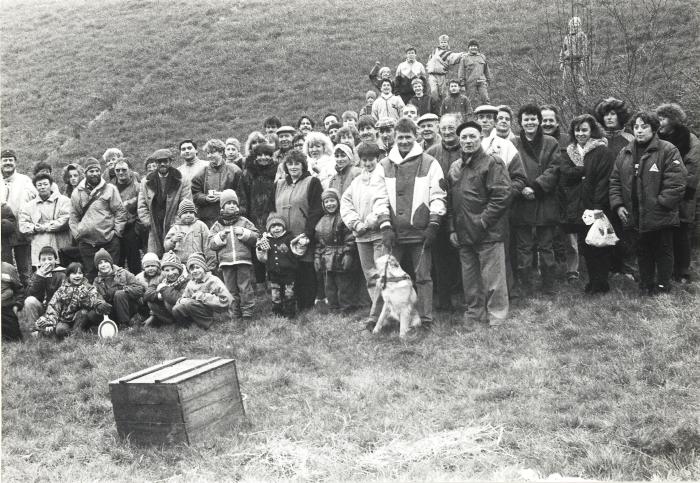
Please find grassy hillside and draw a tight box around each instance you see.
[1,0,698,172]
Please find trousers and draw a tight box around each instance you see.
[458,242,508,325]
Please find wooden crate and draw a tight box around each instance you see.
[109,357,246,445]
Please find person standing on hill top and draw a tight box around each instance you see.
[177,140,208,185]
[426,35,464,105]
[1,149,37,285]
[656,103,699,284]
[191,139,247,228]
[372,117,447,331]
[560,16,589,104]
[68,157,126,281]
[138,148,192,257]
[395,46,427,105]
[459,39,492,106]
[110,158,142,274]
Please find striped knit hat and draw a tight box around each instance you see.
[161,251,183,273]
[142,252,161,269]
[178,199,196,217]
[186,252,209,272]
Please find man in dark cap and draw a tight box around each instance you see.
[138,148,192,257]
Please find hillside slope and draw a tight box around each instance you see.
[1,0,698,170]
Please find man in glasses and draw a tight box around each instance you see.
[111,158,142,273]
[138,149,192,257]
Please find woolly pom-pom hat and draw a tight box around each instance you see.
[321,187,340,203]
[161,251,184,273]
[266,212,286,232]
[94,248,113,267]
[219,189,239,207]
[142,252,161,269]
[177,199,196,217]
[186,252,209,272]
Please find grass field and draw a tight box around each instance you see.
[2,268,699,481]
[2,0,700,480]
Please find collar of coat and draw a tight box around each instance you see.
[145,166,182,191]
[460,147,486,166]
[388,142,423,165]
[77,176,106,195]
[623,134,661,156]
[36,191,61,203]
[567,137,608,167]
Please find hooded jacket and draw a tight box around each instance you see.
[458,52,491,85]
[69,177,127,246]
[314,197,355,273]
[659,127,699,223]
[138,167,192,255]
[374,143,447,244]
[446,147,511,245]
[609,135,686,233]
[328,164,361,196]
[18,191,72,265]
[178,272,232,310]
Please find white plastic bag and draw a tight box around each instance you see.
[583,209,619,247]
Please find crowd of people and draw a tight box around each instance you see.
[1,34,698,342]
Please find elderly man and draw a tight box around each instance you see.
[417,113,441,151]
[1,149,37,284]
[447,121,511,328]
[374,117,447,330]
[273,126,297,167]
[110,158,142,274]
[177,140,208,184]
[138,148,192,257]
[69,157,126,280]
[191,139,247,227]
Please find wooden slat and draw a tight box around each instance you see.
[110,384,179,406]
[165,358,235,385]
[112,402,184,423]
[110,357,187,384]
[155,357,222,383]
[127,359,205,384]
[115,421,188,445]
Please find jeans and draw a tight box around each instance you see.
[221,265,255,317]
[172,299,217,329]
[458,242,508,325]
[465,81,490,106]
[514,225,556,271]
[22,296,45,327]
[78,237,120,281]
[637,228,674,289]
[325,271,354,311]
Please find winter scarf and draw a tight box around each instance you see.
[566,138,607,167]
[217,212,240,226]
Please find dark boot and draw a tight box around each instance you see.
[513,268,533,298]
[540,266,555,295]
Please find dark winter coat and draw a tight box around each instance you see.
[1,261,25,309]
[409,95,437,116]
[314,211,355,273]
[446,148,511,245]
[440,93,472,119]
[242,158,278,231]
[659,127,699,223]
[138,167,192,255]
[191,162,247,226]
[426,139,462,178]
[111,173,140,226]
[260,232,302,282]
[609,135,686,233]
[511,130,561,226]
[27,268,66,306]
[33,278,103,330]
[93,267,145,303]
[559,140,613,227]
[1,203,16,247]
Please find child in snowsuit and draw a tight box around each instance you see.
[143,251,189,327]
[163,199,210,265]
[173,252,232,329]
[256,213,307,318]
[314,189,356,313]
[208,189,259,319]
[92,248,145,327]
[33,262,110,337]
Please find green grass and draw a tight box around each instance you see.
[3,265,699,481]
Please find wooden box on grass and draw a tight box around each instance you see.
[109,357,246,445]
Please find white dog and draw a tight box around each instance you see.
[373,254,421,339]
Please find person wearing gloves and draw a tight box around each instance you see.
[173,252,232,329]
[92,248,145,326]
[256,214,309,318]
[208,189,259,320]
[142,251,189,327]
[314,188,356,313]
[372,117,447,330]
[163,199,210,264]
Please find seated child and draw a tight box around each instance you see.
[314,189,356,313]
[92,248,145,327]
[1,261,25,341]
[360,90,376,116]
[23,246,66,327]
[208,189,259,320]
[33,262,110,337]
[173,252,232,329]
[440,79,472,121]
[135,252,164,317]
[163,199,210,264]
[256,214,307,318]
[143,251,189,327]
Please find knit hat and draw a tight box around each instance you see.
[266,212,286,232]
[333,143,354,160]
[84,157,101,172]
[1,149,16,160]
[186,252,208,272]
[161,251,183,273]
[142,252,161,269]
[253,142,275,157]
[439,34,449,42]
[178,199,196,217]
[321,188,340,203]
[219,189,239,207]
[94,248,113,267]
